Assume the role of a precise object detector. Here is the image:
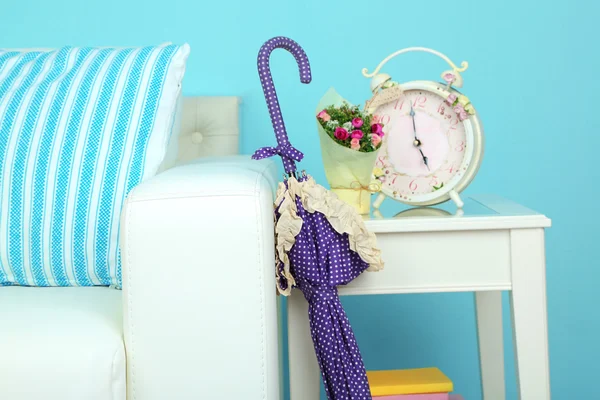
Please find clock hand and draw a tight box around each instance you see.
[418,149,430,171]
[410,104,419,144]
[410,103,430,170]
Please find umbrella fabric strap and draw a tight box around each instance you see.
[251,143,304,173]
[301,285,338,303]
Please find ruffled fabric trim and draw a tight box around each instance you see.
[274,175,384,296]
[274,181,301,296]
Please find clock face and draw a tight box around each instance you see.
[372,82,480,205]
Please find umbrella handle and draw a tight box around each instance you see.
[255,36,312,176]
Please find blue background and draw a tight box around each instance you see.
[2,0,598,398]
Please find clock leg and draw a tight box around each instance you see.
[373,193,386,209]
[449,189,464,208]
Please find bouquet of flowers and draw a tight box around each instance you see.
[315,88,384,214]
[317,104,384,152]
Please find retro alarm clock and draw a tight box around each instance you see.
[363,47,484,209]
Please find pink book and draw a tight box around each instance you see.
[375,395,463,400]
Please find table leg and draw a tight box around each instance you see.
[475,291,506,400]
[509,229,551,399]
[287,292,321,400]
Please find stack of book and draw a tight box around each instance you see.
[366,367,462,399]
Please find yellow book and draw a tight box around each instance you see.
[367,368,453,396]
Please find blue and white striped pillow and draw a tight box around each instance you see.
[0,44,190,287]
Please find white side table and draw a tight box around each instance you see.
[286,194,551,400]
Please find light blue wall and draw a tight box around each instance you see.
[2,0,598,398]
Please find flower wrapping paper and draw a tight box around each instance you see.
[316,88,379,213]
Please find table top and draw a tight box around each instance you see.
[364,194,551,233]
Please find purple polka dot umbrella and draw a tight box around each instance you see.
[252,37,384,400]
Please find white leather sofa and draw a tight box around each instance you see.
[0,97,281,400]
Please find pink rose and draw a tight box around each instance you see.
[371,123,383,135]
[351,130,363,139]
[317,110,331,122]
[350,138,360,150]
[351,117,363,128]
[445,93,457,106]
[371,134,382,147]
[459,111,469,121]
[443,72,456,84]
[453,104,464,114]
[334,127,349,140]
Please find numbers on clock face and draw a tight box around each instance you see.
[374,89,468,198]
[393,95,428,111]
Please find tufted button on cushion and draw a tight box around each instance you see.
[191,131,204,144]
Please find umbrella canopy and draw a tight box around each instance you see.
[252,36,384,400]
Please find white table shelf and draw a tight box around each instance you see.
[286,194,551,400]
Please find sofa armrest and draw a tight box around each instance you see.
[121,156,280,400]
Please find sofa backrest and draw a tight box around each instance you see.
[159,96,241,171]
